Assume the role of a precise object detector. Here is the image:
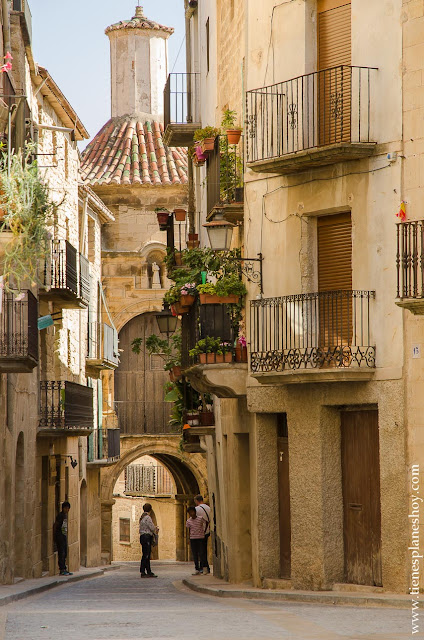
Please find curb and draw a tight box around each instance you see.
[182,579,411,609]
[0,564,121,608]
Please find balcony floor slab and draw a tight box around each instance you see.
[395,299,424,314]
[247,142,376,175]
[0,356,38,373]
[251,368,375,385]
[184,363,248,398]
[37,427,94,437]
[163,123,201,147]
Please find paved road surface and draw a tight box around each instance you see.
[1,563,420,639]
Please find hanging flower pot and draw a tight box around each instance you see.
[193,155,205,167]
[201,137,216,154]
[200,411,215,426]
[169,365,182,382]
[226,129,242,145]
[156,209,170,229]
[195,144,207,162]
[171,301,190,315]
[174,251,183,266]
[174,208,186,222]
[179,294,195,308]
[235,344,248,362]
[187,240,200,249]
[199,293,240,304]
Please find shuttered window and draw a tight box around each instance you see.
[318,2,351,144]
[317,213,352,348]
[119,518,130,543]
[318,213,352,292]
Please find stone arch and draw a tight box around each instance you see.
[100,435,208,563]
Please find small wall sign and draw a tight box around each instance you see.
[412,344,421,359]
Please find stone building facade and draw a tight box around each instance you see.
[81,6,209,564]
[0,1,119,583]
[179,0,424,594]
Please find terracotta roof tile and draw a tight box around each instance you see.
[81,116,188,187]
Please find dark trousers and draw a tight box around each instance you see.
[140,534,152,575]
[56,536,67,572]
[201,533,210,570]
[190,538,206,571]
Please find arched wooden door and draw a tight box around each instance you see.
[114,313,173,435]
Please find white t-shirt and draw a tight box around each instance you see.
[196,503,211,535]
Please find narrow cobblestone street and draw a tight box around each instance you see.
[1,564,418,640]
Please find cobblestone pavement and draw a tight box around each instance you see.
[1,563,421,640]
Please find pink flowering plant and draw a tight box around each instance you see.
[180,282,196,296]
[238,334,247,347]
[0,52,12,73]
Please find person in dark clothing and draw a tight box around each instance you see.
[139,503,159,578]
[53,501,73,576]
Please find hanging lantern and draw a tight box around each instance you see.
[203,209,235,251]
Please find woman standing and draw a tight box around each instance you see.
[139,503,159,578]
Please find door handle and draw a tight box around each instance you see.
[348,503,362,510]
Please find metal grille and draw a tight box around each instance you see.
[0,289,38,361]
[87,322,119,367]
[79,253,90,305]
[39,381,94,430]
[88,428,120,462]
[164,72,200,127]
[396,221,424,299]
[207,135,244,216]
[250,290,375,372]
[246,66,376,164]
[44,239,78,295]
[125,464,173,495]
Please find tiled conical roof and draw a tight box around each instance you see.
[80,117,188,187]
[105,6,174,36]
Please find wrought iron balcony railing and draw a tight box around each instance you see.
[87,322,119,369]
[0,289,38,372]
[88,428,120,464]
[181,300,234,369]
[163,73,201,146]
[250,290,375,373]
[246,66,377,168]
[41,239,90,307]
[39,381,94,434]
[207,135,244,217]
[396,221,424,303]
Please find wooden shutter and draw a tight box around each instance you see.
[318,213,352,349]
[318,3,351,144]
[318,213,352,292]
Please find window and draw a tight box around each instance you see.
[206,18,210,74]
[119,518,130,543]
[150,354,165,370]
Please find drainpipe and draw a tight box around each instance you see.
[185,0,195,235]
[2,0,10,57]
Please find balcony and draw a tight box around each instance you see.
[86,322,119,372]
[38,381,94,436]
[0,289,38,372]
[181,301,248,398]
[207,135,244,224]
[396,221,424,314]
[40,239,90,308]
[246,66,377,174]
[163,73,201,146]
[125,464,174,496]
[250,290,376,384]
[87,428,120,466]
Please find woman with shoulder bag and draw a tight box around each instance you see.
[139,503,159,578]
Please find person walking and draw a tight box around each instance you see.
[195,494,211,574]
[139,503,159,578]
[53,501,72,576]
[186,506,207,575]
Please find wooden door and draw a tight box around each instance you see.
[277,414,291,578]
[341,410,382,586]
[317,213,352,356]
[318,1,351,145]
[114,313,172,435]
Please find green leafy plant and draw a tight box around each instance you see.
[197,282,217,295]
[0,144,57,289]
[193,126,220,142]
[215,274,247,297]
[154,206,171,212]
[189,336,223,358]
[221,108,238,129]
[131,331,182,371]
[163,284,183,306]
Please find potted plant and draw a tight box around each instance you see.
[194,126,220,154]
[187,232,200,249]
[155,207,171,230]
[199,395,215,426]
[235,334,248,362]
[180,282,197,307]
[222,108,242,145]
[197,275,247,304]
[164,285,190,315]
[174,208,186,222]
[189,336,233,364]
[131,332,182,381]
[194,144,207,164]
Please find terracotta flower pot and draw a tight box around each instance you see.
[171,301,190,315]
[188,233,198,241]
[201,137,215,153]
[174,251,183,266]
[200,411,215,426]
[199,353,207,364]
[180,294,195,307]
[187,240,200,249]
[174,209,186,222]
[226,129,242,145]
[199,293,240,304]
[195,144,207,162]
[235,345,248,362]
[156,210,170,228]
[169,365,182,382]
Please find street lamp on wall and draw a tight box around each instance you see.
[155,303,178,336]
[203,210,264,294]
